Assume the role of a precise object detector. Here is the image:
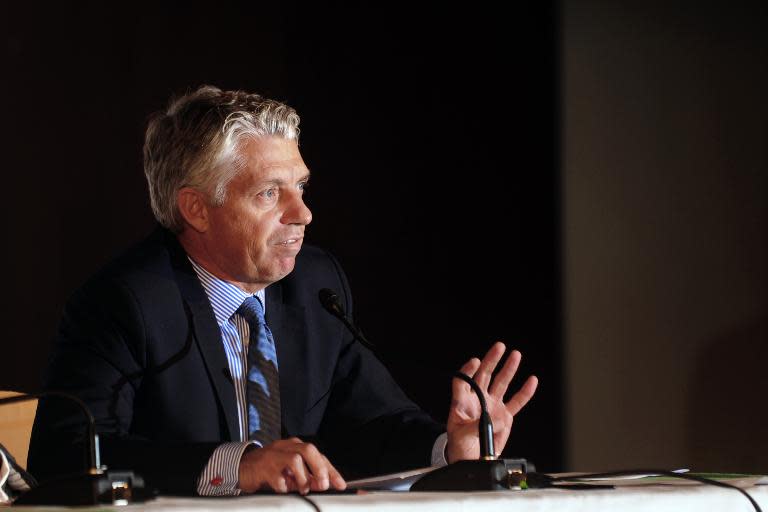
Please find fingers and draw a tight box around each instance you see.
[460,357,482,377]
[488,349,522,398]
[505,374,538,416]
[271,473,289,493]
[327,461,347,491]
[295,442,330,492]
[286,453,310,494]
[452,357,481,398]
[473,342,506,390]
[448,346,538,462]
[270,438,311,495]
[454,344,537,415]
[239,439,346,494]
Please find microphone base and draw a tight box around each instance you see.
[15,470,153,506]
[410,460,511,491]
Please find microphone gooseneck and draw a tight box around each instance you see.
[453,372,496,460]
[1,392,151,505]
[410,369,511,491]
[316,288,515,491]
[319,288,495,460]
[0,392,102,474]
[318,288,376,350]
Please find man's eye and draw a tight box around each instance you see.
[298,182,308,192]
[258,188,278,200]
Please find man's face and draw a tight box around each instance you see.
[201,136,312,291]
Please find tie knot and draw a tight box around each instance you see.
[238,296,265,326]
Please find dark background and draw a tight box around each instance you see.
[1,4,562,470]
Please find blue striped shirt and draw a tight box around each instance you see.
[189,258,262,495]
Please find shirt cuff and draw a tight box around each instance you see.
[430,432,449,467]
[196,442,255,496]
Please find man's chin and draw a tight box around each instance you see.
[265,257,297,283]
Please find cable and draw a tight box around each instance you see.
[547,469,761,512]
[295,493,322,512]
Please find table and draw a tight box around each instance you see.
[18,484,768,512]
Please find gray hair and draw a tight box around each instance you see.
[143,85,301,232]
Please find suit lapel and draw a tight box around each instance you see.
[166,231,239,441]
[265,281,309,436]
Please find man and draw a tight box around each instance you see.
[29,86,538,496]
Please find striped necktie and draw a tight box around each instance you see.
[237,296,281,445]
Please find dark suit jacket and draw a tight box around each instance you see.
[28,228,443,494]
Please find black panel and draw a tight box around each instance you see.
[2,3,562,470]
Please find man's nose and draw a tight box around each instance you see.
[282,192,312,226]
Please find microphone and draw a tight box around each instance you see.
[0,392,101,474]
[318,288,376,350]
[0,392,151,505]
[317,289,530,490]
[410,371,522,491]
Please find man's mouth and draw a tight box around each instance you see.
[277,237,302,246]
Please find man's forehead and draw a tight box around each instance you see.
[241,137,307,168]
[252,159,310,180]
[236,137,309,182]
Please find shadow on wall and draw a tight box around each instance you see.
[687,317,768,473]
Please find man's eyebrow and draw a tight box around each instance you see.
[254,170,311,187]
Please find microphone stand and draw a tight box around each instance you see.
[0,392,149,505]
[410,372,514,491]
[317,288,531,491]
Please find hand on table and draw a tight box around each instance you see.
[238,437,346,494]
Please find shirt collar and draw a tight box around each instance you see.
[188,257,266,326]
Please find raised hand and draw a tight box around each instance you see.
[446,342,538,463]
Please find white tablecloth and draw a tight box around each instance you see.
[37,484,764,512]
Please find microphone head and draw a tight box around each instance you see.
[318,288,344,317]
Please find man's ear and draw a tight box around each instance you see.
[177,187,210,233]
